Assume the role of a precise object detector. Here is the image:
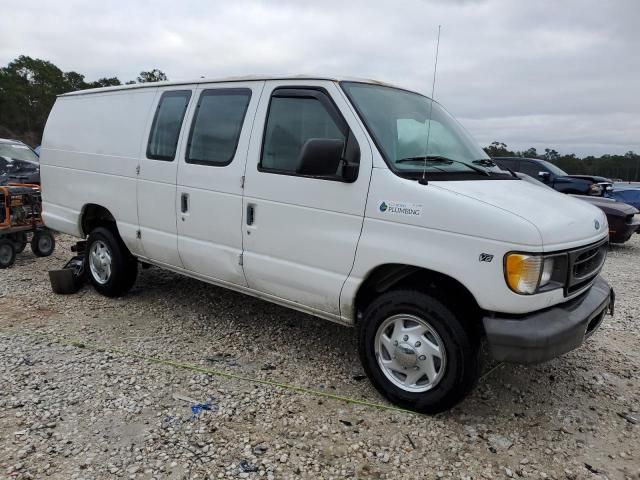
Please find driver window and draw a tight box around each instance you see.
[261,96,344,174]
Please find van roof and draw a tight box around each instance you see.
[59,75,407,97]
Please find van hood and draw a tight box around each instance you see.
[436,179,608,248]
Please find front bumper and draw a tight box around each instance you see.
[609,217,640,244]
[483,276,613,364]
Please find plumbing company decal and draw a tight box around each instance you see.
[378,201,423,217]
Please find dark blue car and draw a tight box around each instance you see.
[608,187,640,210]
[492,157,612,196]
[0,138,40,184]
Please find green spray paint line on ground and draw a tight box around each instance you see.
[1,328,420,416]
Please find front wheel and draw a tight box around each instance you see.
[358,289,480,414]
[31,230,55,257]
[86,227,137,297]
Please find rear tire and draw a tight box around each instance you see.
[31,230,55,257]
[0,238,16,269]
[86,226,137,297]
[358,289,480,414]
[12,232,27,254]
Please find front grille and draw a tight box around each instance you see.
[566,239,607,295]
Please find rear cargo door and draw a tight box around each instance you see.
[175,81,263,286]
[137,86,195,267]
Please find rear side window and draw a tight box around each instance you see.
[147,90,192,161]
[261,95,346,173]
[186,88,251,166]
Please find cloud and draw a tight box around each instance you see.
[0,0,638,155]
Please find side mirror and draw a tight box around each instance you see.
[538,171,551,182]
[296,138,345,177]
[342,163,359,182]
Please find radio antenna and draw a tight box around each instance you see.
[420,24,441,185]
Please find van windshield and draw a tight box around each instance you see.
[341,82,510,180]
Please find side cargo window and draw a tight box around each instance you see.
[260,88,360,180]
[186,88,252,166]
[147,90,192,161]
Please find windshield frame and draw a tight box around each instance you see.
[340,81,512,181]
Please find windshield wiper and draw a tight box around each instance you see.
[395,155,490,176]
[472,158,498,168]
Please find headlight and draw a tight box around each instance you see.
[505,254,542,294]
[504,253,567,295]
[539,257,555,287]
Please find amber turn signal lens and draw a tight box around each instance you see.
[505,254,542,294]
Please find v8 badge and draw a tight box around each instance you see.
[479,253,494,263]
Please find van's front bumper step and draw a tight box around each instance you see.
[483,276,613,364]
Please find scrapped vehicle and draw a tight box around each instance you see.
[40,76,613,413]
[516,172,640,244]
[493,157,612,196]
[0,183,55,268]
[0,139,41,184]
[608,187,640,210]
[569,174,615,189]
[571,195,639,244]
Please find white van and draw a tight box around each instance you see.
[40,76,613,413]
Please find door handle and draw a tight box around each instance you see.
[181,193,189,213]
[246,204,255,226]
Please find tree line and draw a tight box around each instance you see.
[0,55,638,181]
[484,142,640,182]
[0,55,167,145]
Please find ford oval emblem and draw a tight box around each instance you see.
[594,219,600,230]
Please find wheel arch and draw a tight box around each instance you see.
[79,203,117,237]
[352,263,483,334]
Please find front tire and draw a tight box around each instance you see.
[86,227,137,297]
[358,289,480,414]
[31,230,55,257]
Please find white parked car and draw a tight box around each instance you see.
[40,76,613,413]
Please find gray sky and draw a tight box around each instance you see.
[1,0,638,156]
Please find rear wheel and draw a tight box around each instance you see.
[358,289,480,414]
[0,238,16,269]
[86,227,137,297]
[11,232,27,254]
[31,230,55,257]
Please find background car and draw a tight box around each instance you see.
[571,195,640,244]
[493,157,612,196]
[515,172,640,244]
[567,174,615,190]
[607,187,640,210]
[0,138,41,184]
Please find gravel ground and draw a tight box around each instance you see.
[1,234,639,480]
